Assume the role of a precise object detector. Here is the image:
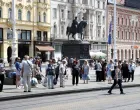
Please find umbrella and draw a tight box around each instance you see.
[90,52,107,59]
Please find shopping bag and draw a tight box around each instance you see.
[31,77,38,87]
[87,75,90,80]
[53,78,57,85]
[20,77,24,86]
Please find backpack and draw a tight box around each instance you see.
[95,64,97,70]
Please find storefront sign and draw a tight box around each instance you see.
[35,41,51,45]
[18,41,31,44]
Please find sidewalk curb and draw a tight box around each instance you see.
[0,84,140,102]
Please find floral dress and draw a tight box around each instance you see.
[82,65,89,80]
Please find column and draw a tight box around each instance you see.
[47,51,50,60]
[123,49,125,60]
[133,49,136,60]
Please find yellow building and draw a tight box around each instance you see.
[0,0,52,63]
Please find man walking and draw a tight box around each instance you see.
[108,64,125,94]
[59,59,66,87]
[128,61,136,82]
[21,55,33,92]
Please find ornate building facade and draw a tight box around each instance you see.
[51,0,107,60]
[0,0,51,63]
[107,4,140,61]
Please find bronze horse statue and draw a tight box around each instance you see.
[66,17,87,41]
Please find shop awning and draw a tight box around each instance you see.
[36,46,55,51]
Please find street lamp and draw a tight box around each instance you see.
[131,15,138,61]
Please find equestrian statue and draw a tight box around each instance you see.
[66,17,87,41]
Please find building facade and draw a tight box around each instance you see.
[107,4,140,61]
[0,0,51,63]
[51,0,107,60]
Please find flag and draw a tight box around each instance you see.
[108,21,112,44]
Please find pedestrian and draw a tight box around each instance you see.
[15,57,22,89]
[69,56,74,67]
[0,59,5,92]
[108,64,125,94]
[128,60,136,82]
[59,59,66,87]
[72,61,79,86]
[34,60,42,84]
[121,60,129,82]
[82,60,89,84]
[95,60,102,82]
[21,55,33,92]
[46,60,55,89]
[101,60,107,82]
[107,60,114,84]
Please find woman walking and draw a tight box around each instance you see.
[107,60,114,84]
[15,57,21,89]
[82,60,89,84]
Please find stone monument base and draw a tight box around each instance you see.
[62,40,90,59]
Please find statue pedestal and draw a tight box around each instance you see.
[62,40,91,59]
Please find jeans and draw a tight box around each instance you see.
[23,74,31,91]
[47,75,54,89]
[0,74,4,91]
[109,79,123,93]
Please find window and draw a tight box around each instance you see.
[0,8,2,18]
[97,15,100,23]
[44,0,46,3]
[43,31,47,41]
[118,31,119,38]
[61,26,64,35]
[122,31,123,39]
[129,32,130,40]
[67,11,71,19]
[38,12,41,22]
[53,8,57,19]
[37,31,41,40]
[43,12,46,22]
[136,33,137,40]
[103,2,105,9]
[18,9,22,20]
[18,30,31,40]
[90,0,92,5]
[8,8,12,19]
[126,32,127,39]
[122,18,123,25]
[27,11,31,21]
[38,0,41,2]
[126,19,127,26]
[97,1,100,8]
[103,16,105,24]
[118,18,119,24]
[0,28,3,40]
[61,9,64,18]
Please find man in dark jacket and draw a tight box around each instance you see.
[72,61,79,86]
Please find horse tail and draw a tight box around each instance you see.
[66,27,70,35]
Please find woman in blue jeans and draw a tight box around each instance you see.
[46,60,55,89]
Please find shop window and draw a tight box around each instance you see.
[43,31,47,41]
[19,30,31,40]
[0,28,3,40]
[0,7,2,18]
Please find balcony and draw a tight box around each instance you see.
[16,20,33,26]
[60,18,66,23]
[37,22,51,30]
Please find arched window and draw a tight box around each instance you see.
[38,12,41,22]
[0,7,2,18]
[18,9,22,20]
[8,8,12,19]
[43,12,46,22]
[27,11,31,21]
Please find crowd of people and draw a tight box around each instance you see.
[0,55,138,93]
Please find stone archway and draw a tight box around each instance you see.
[7,46,12,63]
